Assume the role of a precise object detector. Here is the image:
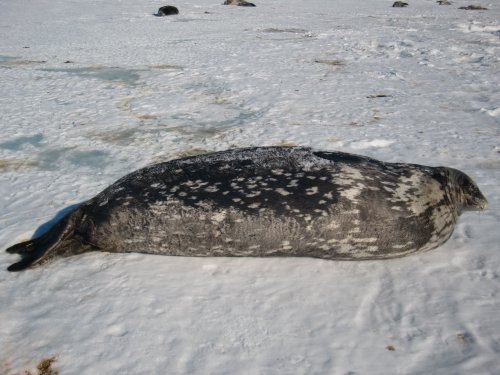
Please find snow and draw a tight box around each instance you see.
[0,0,499,373]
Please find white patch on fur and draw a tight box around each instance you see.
[306,186,318,195]
[353,237,377,243]
[335,165,367,201]
[211,211,227,223]
[323,192,334,200]
[392,171,445,216]
[276,188,291,196]
[246,191,261,198]
[392,241,414,249]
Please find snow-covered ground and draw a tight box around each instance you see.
[1,0,499,373]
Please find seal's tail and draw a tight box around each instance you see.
[6,208,86,272]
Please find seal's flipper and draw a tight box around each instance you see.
[8,252,45,272]
[6,208,86,271]
[6,239,38,255]
[7,238,96,272]
[6,227,68,271]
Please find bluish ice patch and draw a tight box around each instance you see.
[0,55,19,62]
[209,108,264,128]
[36,148,73,170]
[173,18,211,23]
[0,134,44,150]
[66,150,110,167]
[170,105,269,134]
[39,67,144,85]
[36,148,110,170]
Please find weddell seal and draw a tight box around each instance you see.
[6,147,487,271]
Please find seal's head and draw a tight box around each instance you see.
[444,168,487,212]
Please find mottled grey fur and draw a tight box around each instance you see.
[6,147,487,271]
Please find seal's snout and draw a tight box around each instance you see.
[468,184,488,211]
[449,168,488,212]
[465,190,487,211]
[474,195,488,211]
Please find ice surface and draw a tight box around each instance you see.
[0,0,499,374]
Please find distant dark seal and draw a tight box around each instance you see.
[458,5,487,10]
[223,0,256,7]
[6,147,487,271]
[155,5,179,16]
[392,1,409,7]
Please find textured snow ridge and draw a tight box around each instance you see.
[1,0,499,374]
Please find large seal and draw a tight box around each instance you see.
[6,147,487,271]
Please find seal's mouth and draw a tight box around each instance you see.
[461,195,487,212]
[471,197,488,211]
[477,200,488,210]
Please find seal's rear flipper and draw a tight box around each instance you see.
[6,240,37,255]
[6,208,85,272]
[8,254,42,272]
[6,236,60,271]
